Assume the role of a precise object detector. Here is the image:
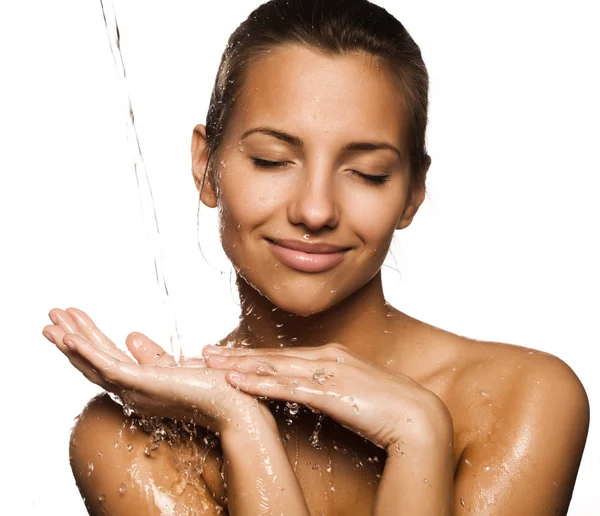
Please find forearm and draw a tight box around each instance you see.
[219,406,310,516]
[374,411,455,515]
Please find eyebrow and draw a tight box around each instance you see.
[240,127,403,161]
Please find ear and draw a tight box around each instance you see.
[191,123,217,208]
[396,156,431,230]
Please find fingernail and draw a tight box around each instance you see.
[63,337,75,349]
[49,313,58,324]
[207,354,227,364]
[42,330,53,341]
[204,345,226,354]
[228,371,245,383]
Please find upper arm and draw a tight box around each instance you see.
[454,354,590,515]
[70,393,226,515]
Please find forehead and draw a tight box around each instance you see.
[231,44,407,151]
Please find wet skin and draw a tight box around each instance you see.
[45,308,587,515]
[43,44,589,515]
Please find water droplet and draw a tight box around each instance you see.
[97,451,103,458]
[127,444,133,452]
[336,356,344,364]
[460,498,466,507]
[98,494,106,503]
[311,368,334,385]
[118,483,127,494]
[480,391,489,397]
[309,414,324,449]
[385,359,395,365]
[302,234,310,240]
[286,402,300,416]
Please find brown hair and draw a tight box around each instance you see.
[203,0,430,191]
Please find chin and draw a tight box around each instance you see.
[262,281,357,317]
[268,295,334,317]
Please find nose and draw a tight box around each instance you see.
[287,168,340,231]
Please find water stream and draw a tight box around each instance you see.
[99,0,183,364]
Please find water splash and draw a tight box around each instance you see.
[309,414,325,449]
[99,0,182,364]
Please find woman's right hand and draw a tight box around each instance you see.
[42,307,275,434]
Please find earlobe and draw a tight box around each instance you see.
[191,124,218,208]
[396,157,431,230]
[200,179,218,208]
[396,189,424,230]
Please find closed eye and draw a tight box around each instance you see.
[251,157,292,168]
[350,170,390,185]
[251,157,390,185]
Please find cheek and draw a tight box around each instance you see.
[219,169,291,225]
[217,168,292,263]
[342,187,404,249]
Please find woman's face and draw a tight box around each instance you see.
[193,44,425,316]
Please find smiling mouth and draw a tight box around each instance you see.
[266,238,350,273]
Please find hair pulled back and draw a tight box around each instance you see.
[204,0,430,190]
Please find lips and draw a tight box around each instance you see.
[267,238,350,273]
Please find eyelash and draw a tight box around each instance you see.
[250,157,390,185]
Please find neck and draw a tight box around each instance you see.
[230,271,410,359]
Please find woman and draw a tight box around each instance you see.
[42,0,589,514]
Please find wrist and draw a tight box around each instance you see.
[219,399,279,441]
[387,392,454,455]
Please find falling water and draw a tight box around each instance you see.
[99,0,182,364]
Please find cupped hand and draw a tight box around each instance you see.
[42,307,272,434]
[203,342,453,451]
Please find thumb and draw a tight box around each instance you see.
[126,332,175,366]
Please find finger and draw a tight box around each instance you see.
[65,307,133,362]
[203,342,353,363]
[44,327,117,391]
[205,353,334,380]
[46,318,132,363]
[63,333,139,389]
[225,371,352,416]
[125,332,176,366]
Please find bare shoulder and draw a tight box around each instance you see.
[442,334,589,514]
[69,393,226,515]
[437,328,590,435]
[452,335,589,417]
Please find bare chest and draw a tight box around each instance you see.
[204,400,467,516]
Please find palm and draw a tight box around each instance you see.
[43,307,265,432]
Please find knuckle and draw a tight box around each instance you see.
[324,342,348,358]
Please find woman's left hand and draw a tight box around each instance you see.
[202,342,453,451]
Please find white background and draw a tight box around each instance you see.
[1,0,598,514]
